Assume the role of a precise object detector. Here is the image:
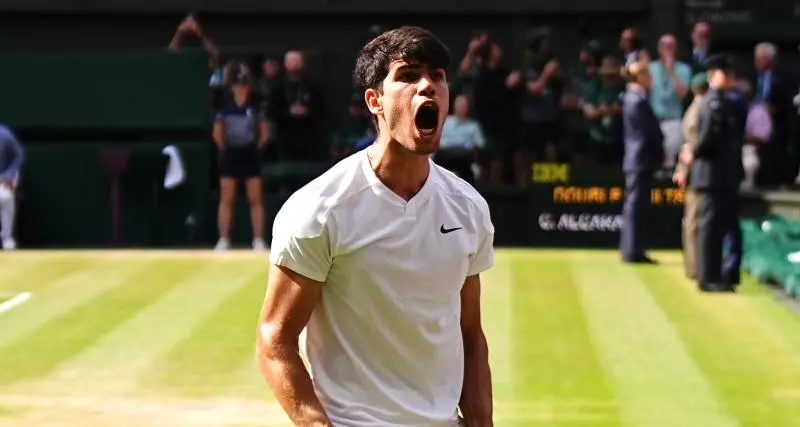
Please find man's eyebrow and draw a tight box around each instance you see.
[395,63,422,72]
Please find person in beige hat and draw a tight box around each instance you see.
[674,72,709,279]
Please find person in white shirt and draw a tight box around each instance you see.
[256,26,495,427]
[436,94,486,184]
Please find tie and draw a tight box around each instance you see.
[757,76,765,101]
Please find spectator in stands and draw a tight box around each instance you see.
[331,92,371,159]
[582,56,624,164]
[649,34,692,171]
[256,54,283,148]
[687,21,713,74]
[168,15,221,88]
[212,62,269,252]
[0,125,22,250]
[257,54,283,98]
[270,50,323,161]
[619,28,648,67]
[572,40,605,100]
[509,27,562,186]
[436,94,485,185]
[561,40,604,164]
[751,42,792,186]
[738,79,771,189]
[455,30,491,98]
[470,43,516,186]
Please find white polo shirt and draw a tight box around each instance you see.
[269,149,494,427]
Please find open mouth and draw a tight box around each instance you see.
[414,102,439,136]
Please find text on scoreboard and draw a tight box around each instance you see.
[531,163,684,205]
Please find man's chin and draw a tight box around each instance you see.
[409,138,439,156]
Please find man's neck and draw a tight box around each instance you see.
[367,137,430,201]
[286,72,301,81]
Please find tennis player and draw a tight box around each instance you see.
[256,26,495,427]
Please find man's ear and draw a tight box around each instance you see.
[365,89,383,116]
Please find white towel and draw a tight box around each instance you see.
[162,145,186,189]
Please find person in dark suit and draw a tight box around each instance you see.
[620,60,664,264]
[619,28,649,67]
[687,21,713,74]
[680,54,739,292]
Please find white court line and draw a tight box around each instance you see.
[0,292,31,315]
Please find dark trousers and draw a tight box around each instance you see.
[620,171,654,260]
[723,194,742,285]
[435,149,475,185]
[696,188,737,285]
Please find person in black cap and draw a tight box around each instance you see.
[680,53,740,292]
[212,61,270,252]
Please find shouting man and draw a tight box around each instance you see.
[256,26,495,427]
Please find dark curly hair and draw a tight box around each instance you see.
[353,26,450,129]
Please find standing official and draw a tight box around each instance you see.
[213,61,270,252]
[721,80,748,287]
[674,73,709,279]
[680,54,739,292]
[620,61,664,264]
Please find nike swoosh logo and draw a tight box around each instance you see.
[440,225,462,234]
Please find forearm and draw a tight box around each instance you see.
[257,342,332,427]
[199,34,220,62]
[669,74,688,99]
[460,331,493,426]
[168,31,184,50]
[458,53,476,78]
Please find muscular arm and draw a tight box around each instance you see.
[256,265,332,427]
[459,274,493,427]
[458,51,478,78]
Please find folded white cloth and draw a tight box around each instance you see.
[162,145,186,189]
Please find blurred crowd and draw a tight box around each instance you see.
[169,16,800,190]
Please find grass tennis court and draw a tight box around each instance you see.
[1,249,800,426]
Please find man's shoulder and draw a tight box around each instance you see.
[275,153,369,234]
[433,165,492,224]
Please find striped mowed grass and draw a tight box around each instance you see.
[0,249,799,426]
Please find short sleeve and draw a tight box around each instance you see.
[268,195,333,283]
[214,110,225,122]
[467,197,495,276]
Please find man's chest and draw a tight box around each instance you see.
[330,201,477,293]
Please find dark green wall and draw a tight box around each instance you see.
[17,141,214,248]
